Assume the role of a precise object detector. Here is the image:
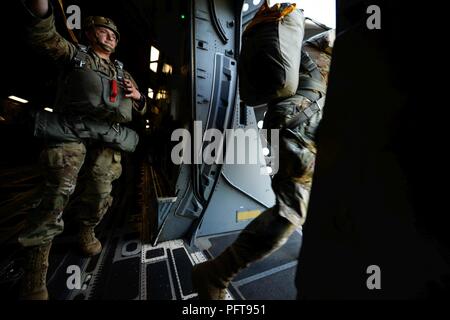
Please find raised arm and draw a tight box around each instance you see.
[23,0,77,63]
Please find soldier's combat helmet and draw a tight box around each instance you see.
[83,16,120,42]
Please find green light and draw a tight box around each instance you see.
[181,14,186,20]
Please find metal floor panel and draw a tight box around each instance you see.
[1,159,299,300]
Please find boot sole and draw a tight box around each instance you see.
[192,263,227,300]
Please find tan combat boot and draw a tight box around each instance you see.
[20,243,52,300]
[79,226,102,256]
[192,208,297,300]
[192,247,244,300]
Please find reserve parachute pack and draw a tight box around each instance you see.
[33,111,139,153]
[55,45,133,123]
[239,2,305,106]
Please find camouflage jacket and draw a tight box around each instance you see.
[24,6,146,117]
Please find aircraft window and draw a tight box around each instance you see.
[150,46,160,72]
[263,147,270,156]
[269,0,336,28]
[150,46,160,62]
[243,3,250,12]
[253,0,262,5]
[148,88,154,99]
[150,62,158,73]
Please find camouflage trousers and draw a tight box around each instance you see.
[265,94,321,227]
[18,142,122,247]
[231,95,321,259]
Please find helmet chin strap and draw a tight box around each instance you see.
[93,34,115,54]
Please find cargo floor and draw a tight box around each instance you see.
[0,163,301,300]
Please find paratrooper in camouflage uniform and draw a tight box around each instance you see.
[18,0,146,300]
[192,29,335,300]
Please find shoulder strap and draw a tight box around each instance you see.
[297,50,326,101]
[300,50,323,84]
[72,47,125,84]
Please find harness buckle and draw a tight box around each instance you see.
[112,123,120,133]
[74,58,86,68]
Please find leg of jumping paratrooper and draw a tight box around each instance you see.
[192,207,297,299]
[18,142,86,300]
[191,102,317,300]
[77,147,122,256]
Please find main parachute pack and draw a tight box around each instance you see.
[239,2,305,106]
